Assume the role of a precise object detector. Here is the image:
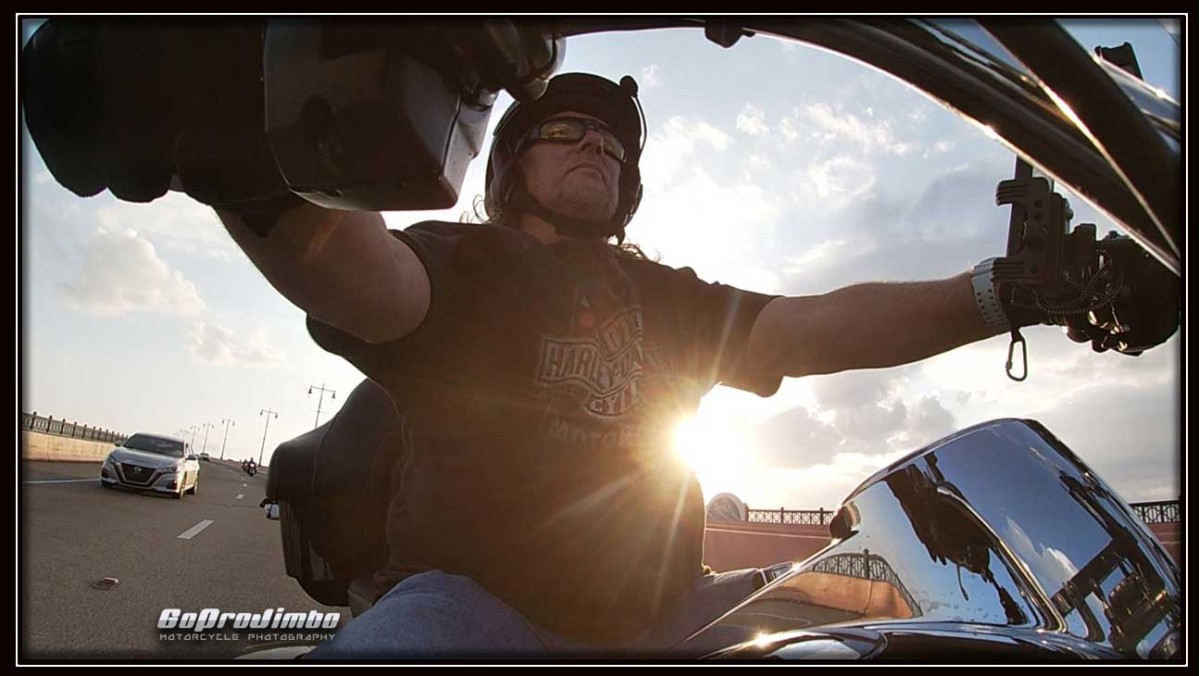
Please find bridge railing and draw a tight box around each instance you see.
[20,412,126,445]
[747,507,834,526]
[1128,500,1180,524]
[746,500,1178,527]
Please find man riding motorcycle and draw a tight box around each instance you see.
[20,21,1178,657]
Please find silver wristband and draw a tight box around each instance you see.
[972,258,1011,332]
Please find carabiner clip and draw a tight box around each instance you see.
[1006,328,1027,382]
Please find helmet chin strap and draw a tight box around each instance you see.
[508,189,627,244]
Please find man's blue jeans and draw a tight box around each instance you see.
[306,568,763,659]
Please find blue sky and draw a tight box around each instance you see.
[19,17,1183,510]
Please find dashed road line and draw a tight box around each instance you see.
[177,520,214,540]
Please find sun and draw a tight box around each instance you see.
[672,414,749,479]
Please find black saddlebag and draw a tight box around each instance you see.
[265,378,405,607]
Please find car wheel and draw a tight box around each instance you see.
[189,479,198,496]
[173,488,183,499]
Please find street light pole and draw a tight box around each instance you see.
[189,425,198,453]
[200,422,214,454]
[219,418,236,460]
[307,383,337,428]
[259,409,279,466]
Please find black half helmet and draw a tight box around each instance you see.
[485,73,645,237]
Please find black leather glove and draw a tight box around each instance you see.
[1059,234,1180,356]
[21,19,301,234]
[997,232,1179,356]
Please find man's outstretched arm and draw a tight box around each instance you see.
[218,205,431,345]
[744,272,1000,381]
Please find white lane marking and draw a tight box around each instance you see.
[177,520,214,540]
[236,494,244,500]
[242,483,248,488]
[22,478,97,484]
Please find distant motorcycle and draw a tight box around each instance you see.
[242,460,258,477]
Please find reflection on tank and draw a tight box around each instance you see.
[686,419,1179,659]
[749,550,923,632]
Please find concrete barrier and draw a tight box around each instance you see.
[1148,522,1180,566]
[704,519,1182,572]
[21,430,115,462]
[703,522,831,572]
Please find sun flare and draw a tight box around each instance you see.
[672,414,750,479]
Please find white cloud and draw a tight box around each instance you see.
[632,167,782,292]
[745,366,964,485]
[806,155,876,203]
[58,228,206,317]
[187,321,287,370]
[732,450,910,510]
[1003,516,1079,582]
[924,140,955,159]
[799,102,918,156]
[778,116,801,143]
[741,153,771,182]
[782,239,850,278]
[736,104,768,136]
[641,64,661,88]
[640,116,732,190]
[94,191,239,259]
[895,395,958,449]
[745,154,770,170]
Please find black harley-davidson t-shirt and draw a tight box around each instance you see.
[307,221,781,645]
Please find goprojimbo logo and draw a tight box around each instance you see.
[158,607,341,632]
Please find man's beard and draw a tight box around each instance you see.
[547,173,617,223]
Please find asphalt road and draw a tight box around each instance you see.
[20,459,347,662]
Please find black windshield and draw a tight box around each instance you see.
[123,434,186,458]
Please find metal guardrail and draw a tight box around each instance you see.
[20,412,126,445]
[748,507,834,526]
[1128,500,1180,525]
[749,500,1179,527]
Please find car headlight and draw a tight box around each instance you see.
[104,456,120,468]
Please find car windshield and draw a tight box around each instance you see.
[122,434,186,458]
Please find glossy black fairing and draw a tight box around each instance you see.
[686,419,1180,660]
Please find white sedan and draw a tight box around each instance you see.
[100,433,200,499]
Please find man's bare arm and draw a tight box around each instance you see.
[218,204,430,344]
[744,272,1000,380]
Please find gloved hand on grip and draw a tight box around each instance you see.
[22,20,177,202]
[996,232,1179,357]
[1059,235,1180,356]
[21,19,301,234]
